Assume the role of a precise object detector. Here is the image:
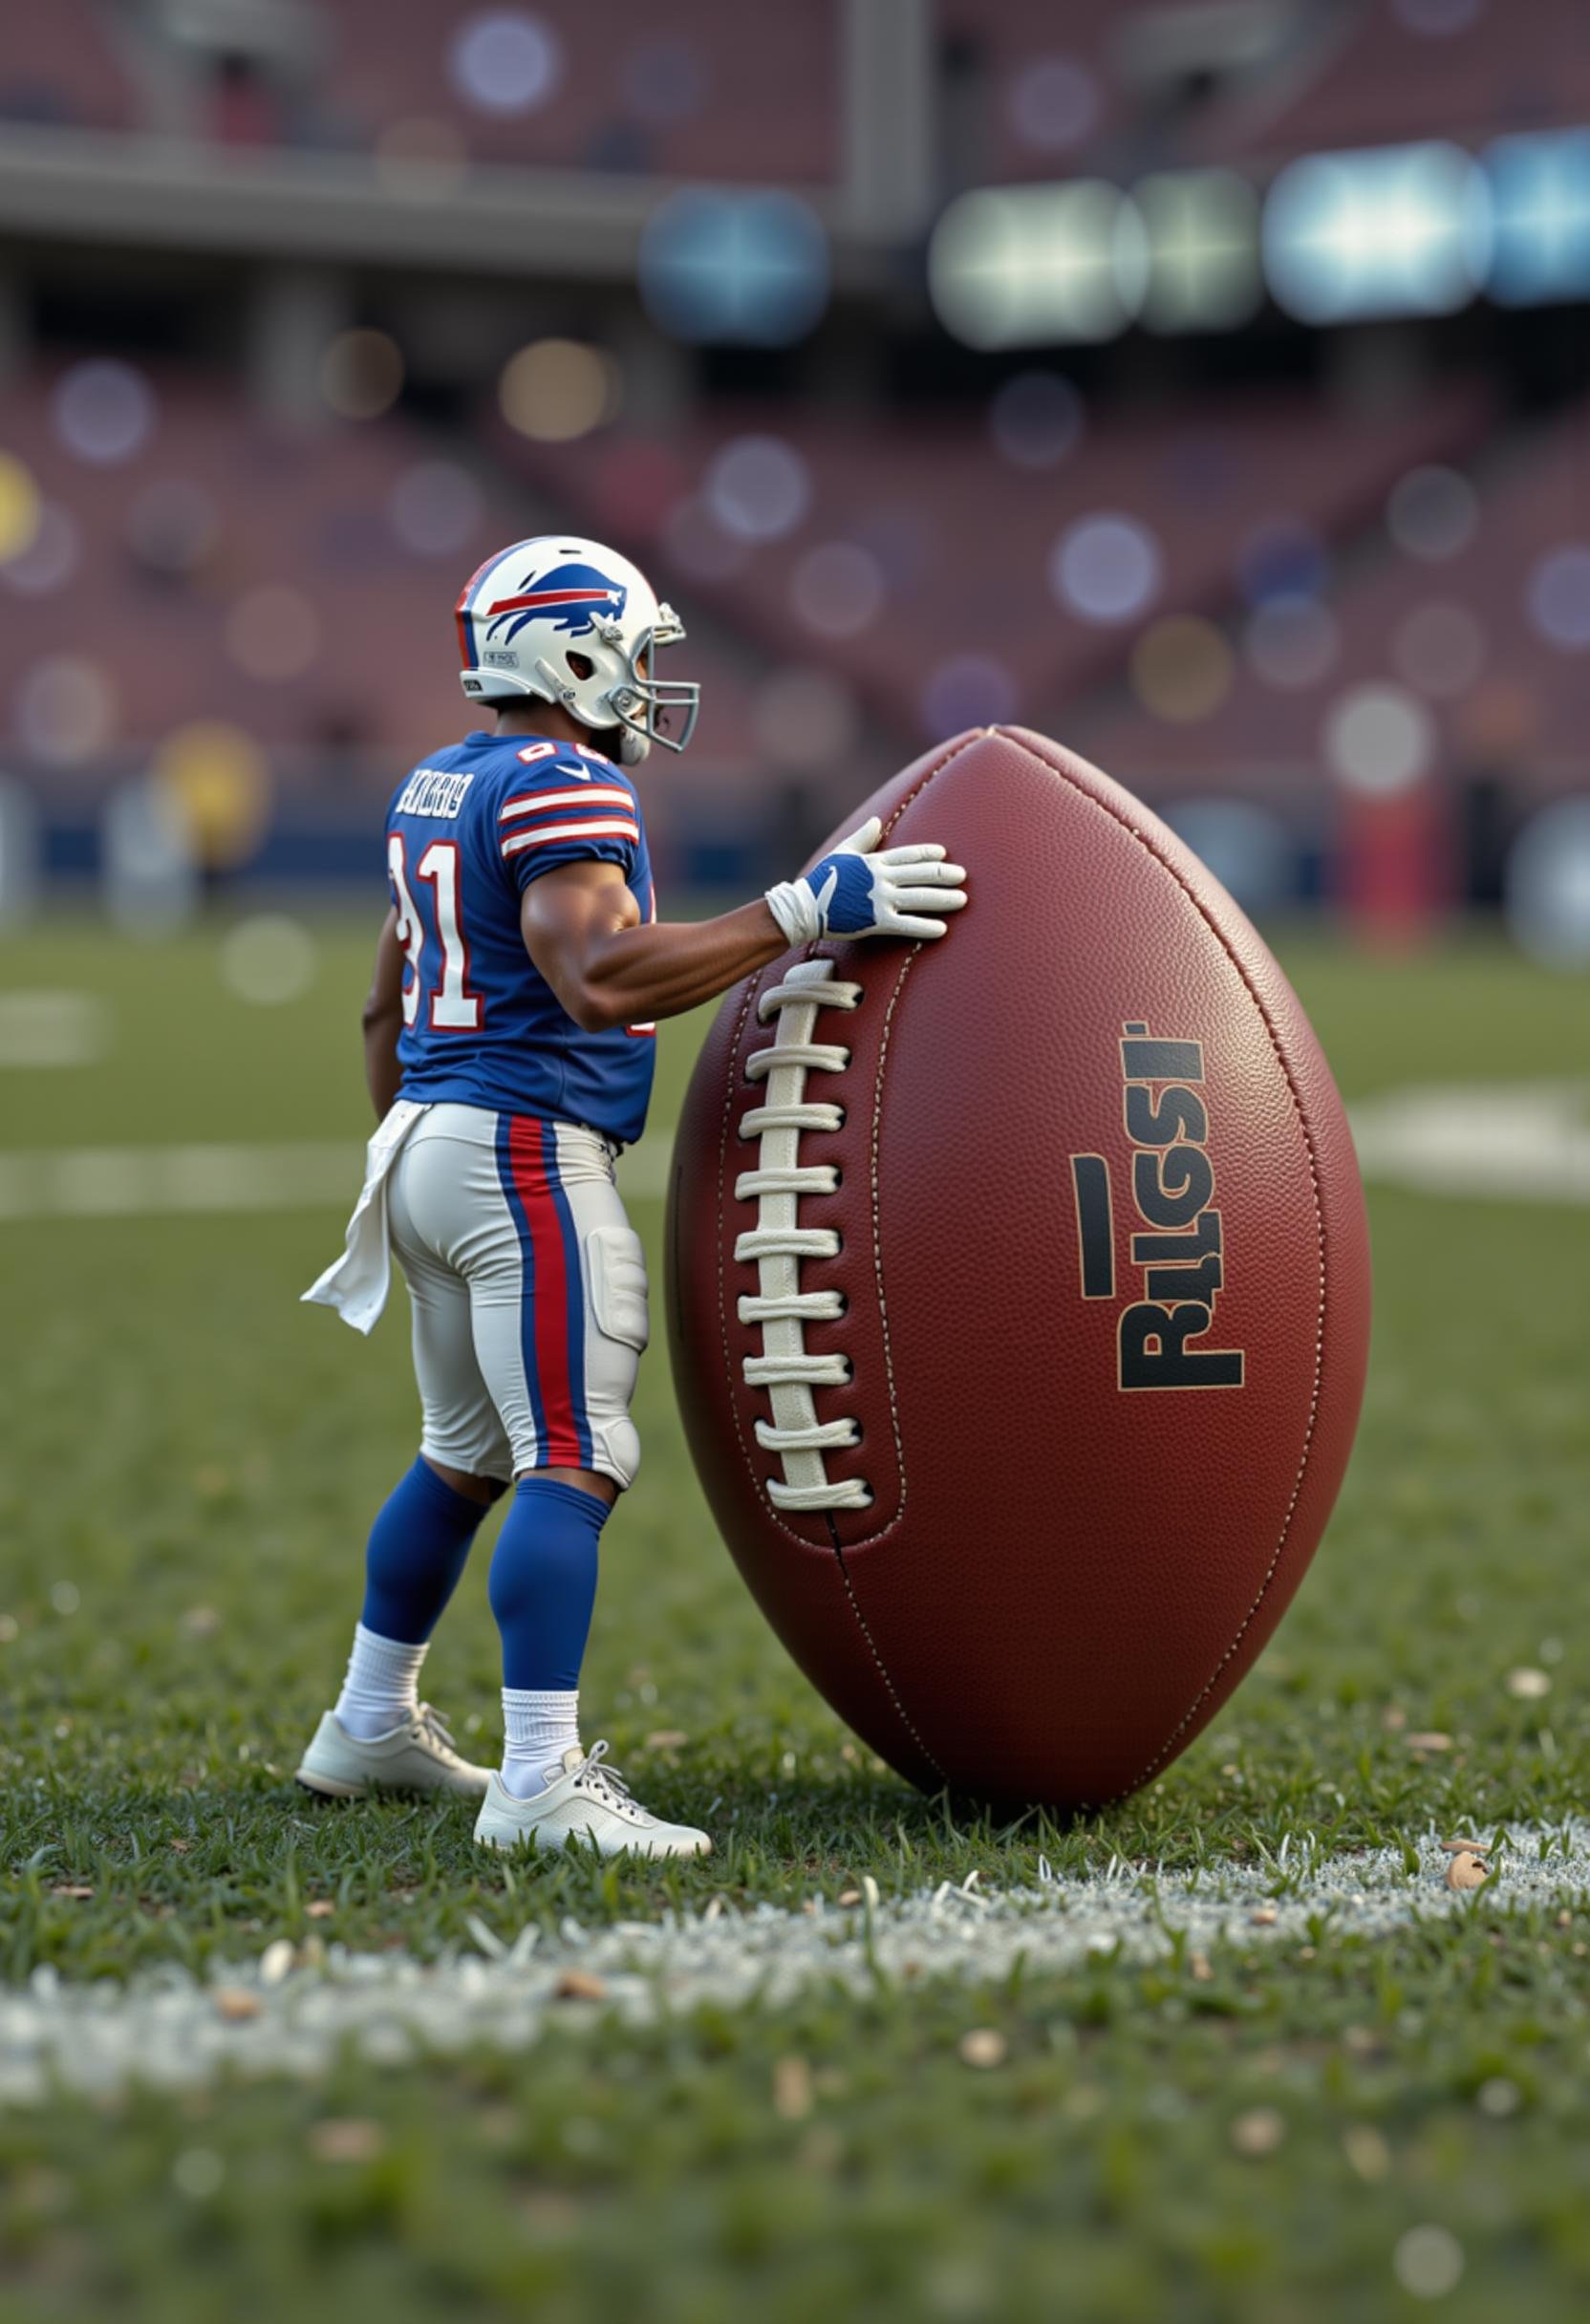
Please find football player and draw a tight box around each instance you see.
[298,535,967,1856]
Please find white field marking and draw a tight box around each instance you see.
[0,1133,676,1223]
[2,1822,1586,2105]
[0,1143,361,1222]
[1348,1080,1590,1206]
[3,1074,1585,1226]
[0,992,107,1068]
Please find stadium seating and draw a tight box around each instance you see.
[0,0,836,182]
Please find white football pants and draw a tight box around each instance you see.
[385,1105,650,1489]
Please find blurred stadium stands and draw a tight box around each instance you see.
[0,0,1586,949]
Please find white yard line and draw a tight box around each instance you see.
[4,1075,1588,1225]
[0,1137,673,1221]
[3,1824,1586,2105]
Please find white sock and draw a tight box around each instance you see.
[335,1624,428,1740]
[501,1688,581,1798]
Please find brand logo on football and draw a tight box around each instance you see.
[1069,1022,1244,1391]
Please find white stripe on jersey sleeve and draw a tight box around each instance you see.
[501,817,640,859]
[499,785,636,823]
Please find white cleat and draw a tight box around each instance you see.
[295,1705,492,1799]
[473,1739,713,1859]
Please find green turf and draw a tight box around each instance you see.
[1,916,1587,2320]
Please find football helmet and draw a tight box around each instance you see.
[454,534,698,765]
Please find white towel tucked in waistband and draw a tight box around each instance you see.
[300,1098,431,1334]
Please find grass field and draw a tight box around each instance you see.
[1,915,1587,2322]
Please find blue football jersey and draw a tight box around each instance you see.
[385,729,656,1146]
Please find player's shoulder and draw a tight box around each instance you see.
[493,736,639,808]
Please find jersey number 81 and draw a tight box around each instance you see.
[388,833,482,1031]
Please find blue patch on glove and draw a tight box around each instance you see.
[809,850,876,936]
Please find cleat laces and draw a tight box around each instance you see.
[569,1739,648,1821]
[413,1703,468,1762]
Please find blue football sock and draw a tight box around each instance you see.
[360,1455,489,1646]
[487,1476,607,1691]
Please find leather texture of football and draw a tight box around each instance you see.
[664,725,1372,1809]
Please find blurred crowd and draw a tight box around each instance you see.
[1,0,1587,959]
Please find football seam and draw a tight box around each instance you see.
[997,732,1330,1807]
[715,958,941,1777]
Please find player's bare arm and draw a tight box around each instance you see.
[521,861,784,1032]
[523,832,968,1033]
[362,908,407,1119]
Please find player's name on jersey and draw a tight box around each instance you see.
[395,767,477,818]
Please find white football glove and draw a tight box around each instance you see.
[764,816,968,946]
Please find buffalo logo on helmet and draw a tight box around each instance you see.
[483,562,629,647]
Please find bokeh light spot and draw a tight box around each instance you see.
[1526,544,1590,651]
[704,437,810,544]
[0,504,77,596]
[1050,513,1161,624]
[1386,464,1477,561]
[1131,616,1234,721]
[53,359,156,465]
[1244,595,1339,689]
[988,372,1085,469]
[660,496,749,584]
[388,461,483,556]
[16,656,118,764]
[921,655,1016,736]
[1237,517,1329,606]
[320,331,404,421]
[790,543,884,639]
[931,183,1147,348]
[499,340,620,443]
[448,11,561,116]
[221,915,320,1006]
[1007,56,1099,153]
[1391,2226,1465,2301]
[640,189,828,347]
[0,454,41,563]
[1323,681,1435,796]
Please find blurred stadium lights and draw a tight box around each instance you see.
[638,188,829,346]
[929,183,1147,347]
[1483,129,1590,305]
[1262,142,1491,323]
[1134,170,1263,334]
[934,126,1590,348]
